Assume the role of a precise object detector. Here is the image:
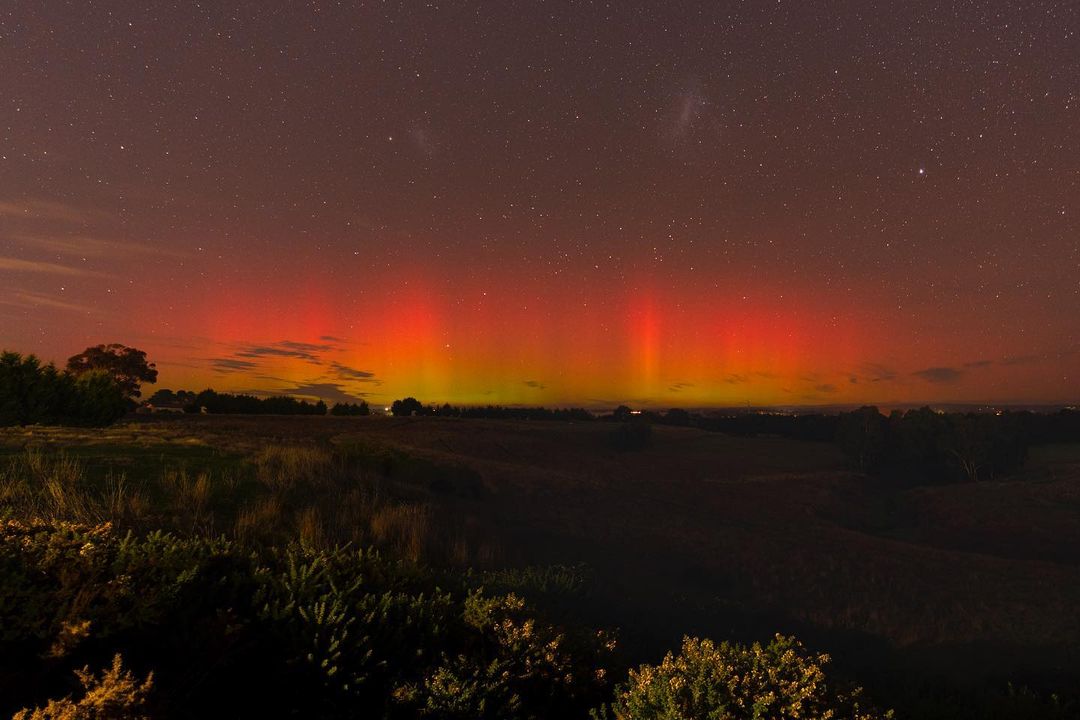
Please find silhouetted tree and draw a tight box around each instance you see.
[185,389,326,415]
[0,352,65,425]
[612,405,633,422]
[836,406,888,472]
[391,397,425,417]
[0,350,127,427]
[146,389,196,408]
[66,344,157,400]
[72,370,129,425]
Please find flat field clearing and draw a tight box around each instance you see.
[4,415,1080,702]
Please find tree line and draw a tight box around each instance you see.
[5,344,1077,484]
[0,346,156,427]
[178,389,329,415]
[388,396,593,421]
[146,388,370,416]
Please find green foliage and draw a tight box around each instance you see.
[0,352,126,428]
[0,520,614,719]
[71,372,128,427]
[603,634,891,720]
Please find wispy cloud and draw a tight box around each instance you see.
[964,360,994,368]
[211,358,258,373]
[860,363,898,382]
[1001,354,1041,366]
[279,340,336,353]
[913,366,964,383]
[668,382,694,392]
[245,382,369,404]
[0,256,110,277]
[0,199,110,224]
[0,290,94,314]
[234,340,334,362]
[523,379,546,390]
[329,361,377,381]
[9,232,189,259]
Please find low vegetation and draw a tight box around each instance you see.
[3,345,1080,717]
[0,519,614,718]
[601,635,889,720]
[0,424,906,718]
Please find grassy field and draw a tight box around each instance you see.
[3,415,1080,717]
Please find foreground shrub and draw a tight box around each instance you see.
[0,519,613,719]
[603,634,890,720]
[12,654,152,720]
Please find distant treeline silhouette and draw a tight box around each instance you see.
[385,397,1080,479]
[685,405,1079,484]
[835,406,1034,483]
[182,389,328,415]
[390,397,593,421]
[329,401,371,416]
[148,388,368,417]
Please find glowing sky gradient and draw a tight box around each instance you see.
[2,2,1078,407]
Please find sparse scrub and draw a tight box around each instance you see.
[12,654,153,720]
[369,503,431,562]
[254,444,335,493]
[601,634,891,720]
[0,519,615,719]
[2,415,1078,718]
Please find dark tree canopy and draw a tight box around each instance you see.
[390,397,425,417]
[146,389,197,407]
[66,344,158,399]
[185,389,327,415]
[0,350,127,427]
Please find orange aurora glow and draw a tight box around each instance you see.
[33,256,1057,409]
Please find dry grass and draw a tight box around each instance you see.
[369,504,430,562]
[233,495,285,545]
[254,444,336,492]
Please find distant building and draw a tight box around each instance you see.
[137,403,186,415]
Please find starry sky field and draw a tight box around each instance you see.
[1,1,1078,408]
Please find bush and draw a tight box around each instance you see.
[0,520,614,719]
[12,654,153,720]
[603,634,890,720]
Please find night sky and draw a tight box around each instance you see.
[2,1,1078,407]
